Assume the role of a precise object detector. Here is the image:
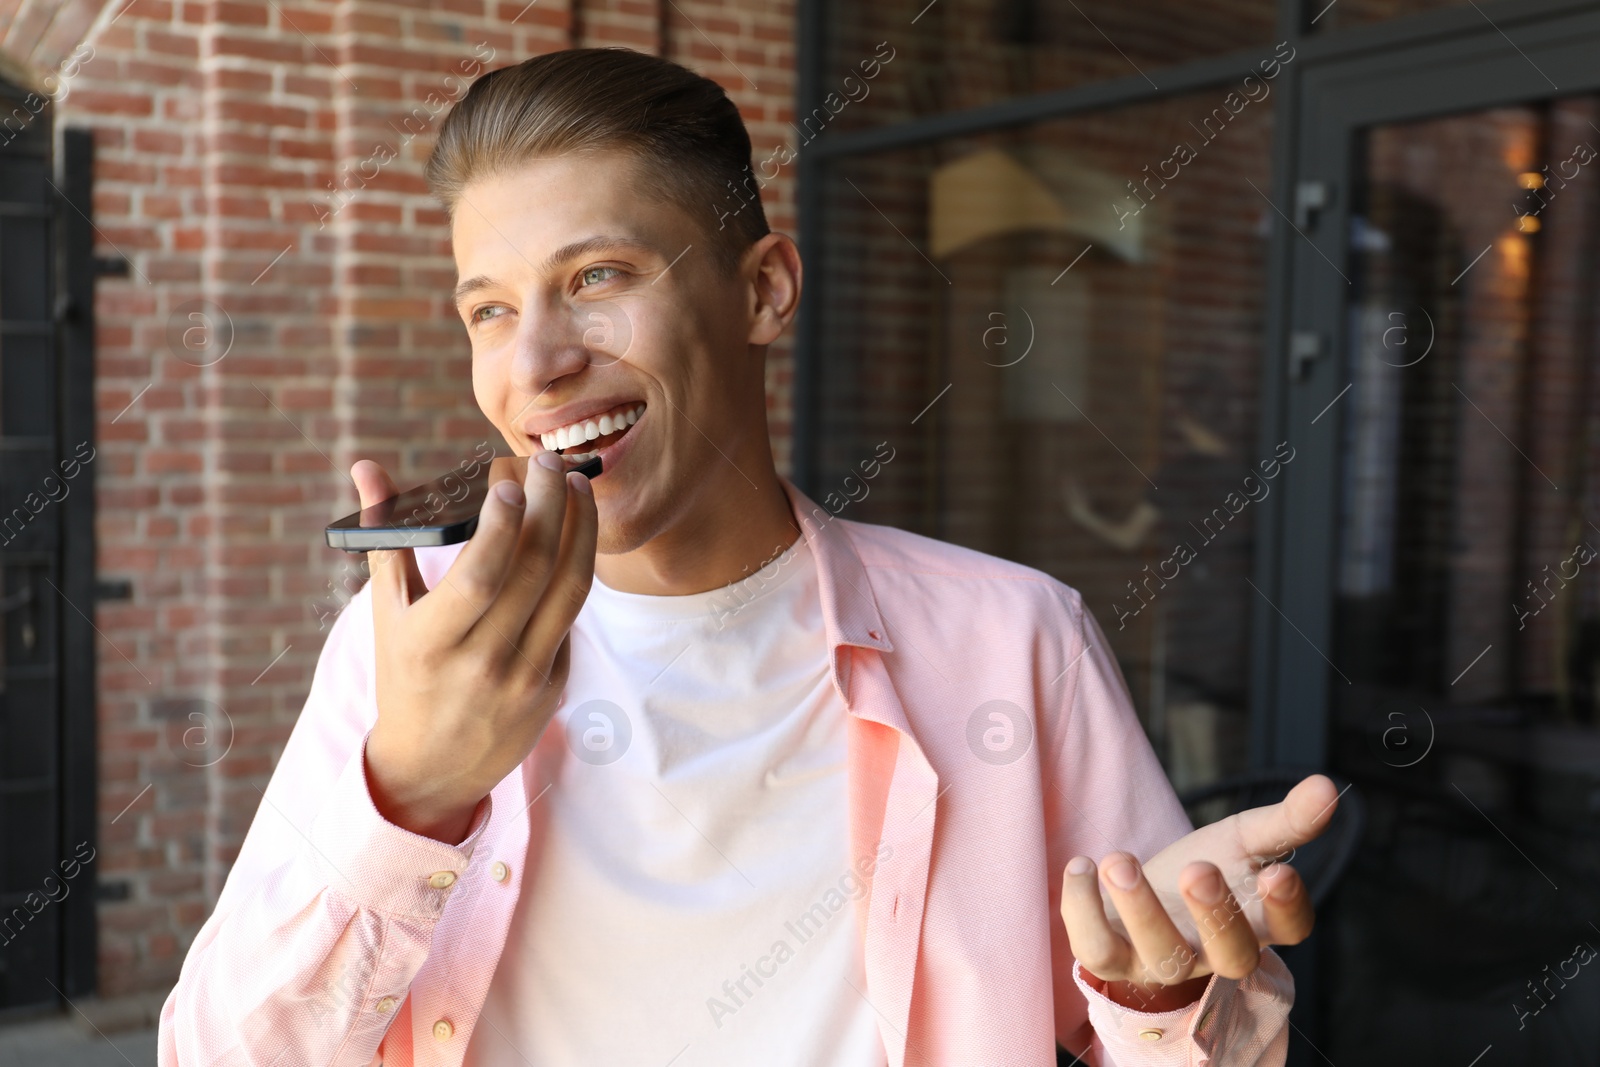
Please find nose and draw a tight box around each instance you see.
[508,294,596,398]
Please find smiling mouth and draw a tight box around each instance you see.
[540,401,645,459]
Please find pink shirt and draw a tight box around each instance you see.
[158,476,1292,1066]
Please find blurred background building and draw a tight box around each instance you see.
[2,0,1599,1064]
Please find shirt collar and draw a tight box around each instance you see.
[779,476,894,698]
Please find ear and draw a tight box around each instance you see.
[746,232,802,346]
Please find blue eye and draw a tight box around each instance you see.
[581,266,620,286]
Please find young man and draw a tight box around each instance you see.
[160,47,1337,1066]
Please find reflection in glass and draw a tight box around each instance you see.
[822,0,1279,134]
[1312,0,1475,33]
[1328,99,1600,1064]
[814,89,1275,794]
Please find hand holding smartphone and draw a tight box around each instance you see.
[347,452,599,844]
[326,454,600,552]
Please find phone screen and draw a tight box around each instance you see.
[325,467,490,552]
[324,454,600,552]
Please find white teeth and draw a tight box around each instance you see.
[540,403,646,451]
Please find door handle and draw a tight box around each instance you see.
[1295,180,1331,229]
[0,571,37,652]
[1289,330,1324,380]
[0,585,31,613]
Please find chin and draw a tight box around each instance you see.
[593,503,658,557]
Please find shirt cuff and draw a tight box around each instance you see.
[305,731,494,921]
[1073,959,1221,1063]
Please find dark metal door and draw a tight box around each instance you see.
[0,96,98,1014]
[1267,7,1600,1064]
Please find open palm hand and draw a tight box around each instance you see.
[1059,774,1340,1010]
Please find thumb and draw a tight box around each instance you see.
[352,458,402,511]
[349,459,427,616]
[1235,773,1341,860]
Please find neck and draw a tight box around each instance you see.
[593,449,802,597]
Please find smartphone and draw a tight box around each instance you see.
[325,455,601,552]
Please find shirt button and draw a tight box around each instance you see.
[375,997,396,1014]
[1198,1008,1213,1031]
[433,1019,454,1041]
[491,861,510,882]
[428,871,457,889]
[1139,1028,1164,1041]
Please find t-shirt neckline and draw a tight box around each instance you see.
[586,531,812,622]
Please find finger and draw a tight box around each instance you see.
[1233,773,1341,861]
[427,455,538,642]
[521,467,600,664]
[1256,862,1315,946]
[476,452,572,641]
[1099,852,1197,985]
[1179,862,1260,980]
[1061,856,1135,981]
[350,460,427,625]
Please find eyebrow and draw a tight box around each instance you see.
[452,234,659,307]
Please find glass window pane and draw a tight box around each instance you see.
[1328,97,1600,1062]
[822,0,1281,134]
[1312,0,1475,33]
[815,89,1275,793]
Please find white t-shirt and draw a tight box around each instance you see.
[463,533,886,1067]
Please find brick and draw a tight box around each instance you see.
[146,30,200,57]
[213,1,270,27]
[70,89,155,115]
[121,0,176,19]
[215,98,309,128]
[54,0,803,1007]
[209,33,302,63]
[209,67,274,92]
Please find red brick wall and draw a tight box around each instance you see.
[0,0,795,1000]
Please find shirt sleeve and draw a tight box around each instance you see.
[1041,585,1293,1066]
[156,580,494,1066]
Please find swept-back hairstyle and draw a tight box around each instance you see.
[424,47,769,277]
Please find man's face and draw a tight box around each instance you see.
[450,148,766,555]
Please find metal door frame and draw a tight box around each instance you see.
[1257,4,1600,769]
[0,105,98,1014]
[57,126,101,1006]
